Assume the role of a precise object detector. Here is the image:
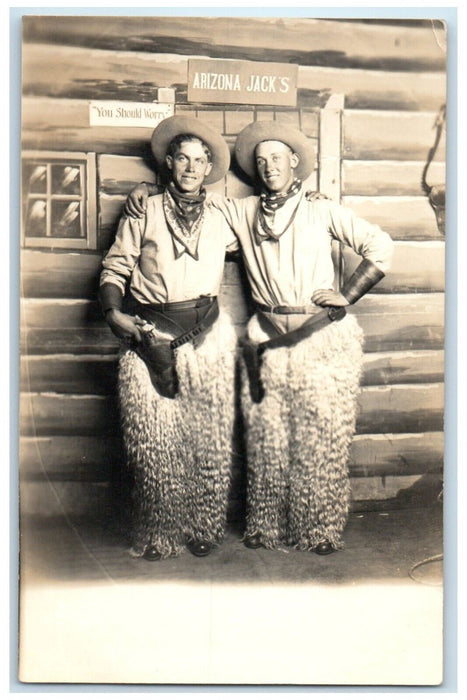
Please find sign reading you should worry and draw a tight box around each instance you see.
[187,59,298,106]
[89,101,174,128]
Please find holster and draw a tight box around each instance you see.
[132,329,178,399]
[128,298,220,399]
[242,339,265,404]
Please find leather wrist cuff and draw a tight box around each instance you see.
[99,283,124,314]
[341,259,385,304]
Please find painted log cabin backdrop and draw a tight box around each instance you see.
[20,16,446,525]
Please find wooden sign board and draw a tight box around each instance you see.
[89,101,174,128]
[187,59,298,106]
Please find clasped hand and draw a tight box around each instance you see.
[105,309,147,343]
[311,289,349,307]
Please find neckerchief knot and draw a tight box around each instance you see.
[255,179,302,243]
[163,181,206,259]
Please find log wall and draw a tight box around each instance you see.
[19,16,446,520]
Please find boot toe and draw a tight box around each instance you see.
[143,545,162,561]
[313,541,335,556]
[187,541,213,557]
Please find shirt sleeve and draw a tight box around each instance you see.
[324,200,394,273]
[205,196,239,252]
[100,214,145,294]
[207,193,247,239]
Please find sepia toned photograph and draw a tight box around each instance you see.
[17,11,448,686]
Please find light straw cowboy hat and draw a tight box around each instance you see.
[235,120,315,181]
[151,115,230,185]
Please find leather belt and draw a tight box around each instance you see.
[170,300,219,349]
[147,296,215,312]
[256,302,318,314]
[258,306,346,352]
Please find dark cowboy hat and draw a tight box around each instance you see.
[235,121,315,181]
[151,115,230,185]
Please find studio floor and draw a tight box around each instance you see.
[17,502,444,687]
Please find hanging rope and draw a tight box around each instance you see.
[421,104,446,235]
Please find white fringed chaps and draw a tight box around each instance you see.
[241,312,364,551]
[118,312,237,558]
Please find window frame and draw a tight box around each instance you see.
[21,150,97,250]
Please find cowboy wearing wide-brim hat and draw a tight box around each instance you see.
[150,114,230,185]
[213,120,393,556]
[234,119,315,183]
[99,116,239,562]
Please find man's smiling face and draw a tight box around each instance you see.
[255,140,299,193]
[166,140,213,194]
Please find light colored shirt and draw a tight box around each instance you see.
[100,194,238,304]
[211,190,394,310]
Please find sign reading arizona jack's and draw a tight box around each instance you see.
[187,58,298,106]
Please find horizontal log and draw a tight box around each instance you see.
[300,66,445,111]
[349,432,443,477]
[19,431,443,484]
[20,328,120,356]
[21,250,103,299]
[20,393,119,437]
[360,350,444,386]
[23,18,445,71]
[22,125,157,158]
[20,293,445,354]
[20,355,119,395]
[343,110,446,161]
[350,293,444,352]
[342,160,446,196]
[19,383,443,437]
[19,480,114,519]
[356,383,444,434]
[343,160,446,197]
[342,195,443,240]
[21,250,245,299]
[20,349,444,395]
[20,435,123,480]
[351,475,423,502]
[97,154,157,196]
[342,241,445,293]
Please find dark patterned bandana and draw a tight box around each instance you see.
[163,181,207,259]
[255,179,303,243]
[259,178,302,214]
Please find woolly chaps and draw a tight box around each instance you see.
[241,312,364,551]
[118,311,237,558]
